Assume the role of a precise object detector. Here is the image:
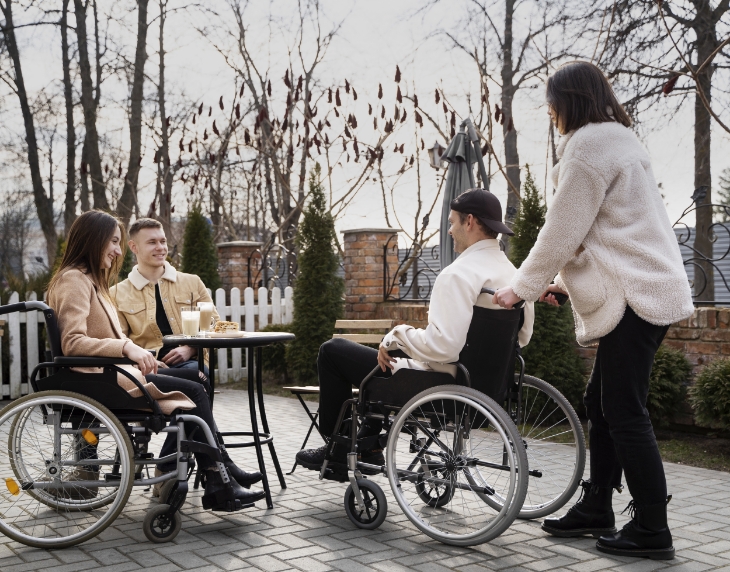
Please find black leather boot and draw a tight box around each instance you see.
[542,480,617,538]
[217,433,263,488]
[220,450,262,488]
[597,497,675,560]
[201,468,265,512]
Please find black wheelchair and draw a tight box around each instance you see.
[319,289,586,546]
[0,301,251,548]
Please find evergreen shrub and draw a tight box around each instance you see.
[286,164,344,384]
[690,358,730,429]
[509,165,586,413]
[648,345,692,426]
[181,203,221,289]
[261,323,291,381]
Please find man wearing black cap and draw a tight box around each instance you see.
[296,188,534,478]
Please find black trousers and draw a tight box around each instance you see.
[584,305,669,506]
[318,338,390,437]
[150,368,218,471]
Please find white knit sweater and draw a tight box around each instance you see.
[510,121,694,346]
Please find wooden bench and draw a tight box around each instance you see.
[284,319,393,473]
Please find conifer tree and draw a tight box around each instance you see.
[181,203,221,289]
[287,164,344,383]
[509,166,586,412]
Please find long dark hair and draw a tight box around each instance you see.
[547,61,631,134]
[48,210,125,297]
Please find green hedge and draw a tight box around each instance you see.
[690,357,730,429]
[648,345,692,426]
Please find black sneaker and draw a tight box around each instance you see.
[296,445,345,471]
[359,449,385,475]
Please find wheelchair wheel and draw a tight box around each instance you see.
[510,375,585,519]
[8,406,118,512]
[143,504,182,543]
[386,385,528,546]
[0,391,135,548]
[344,479,387,530]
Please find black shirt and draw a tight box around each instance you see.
[155,284,174,359]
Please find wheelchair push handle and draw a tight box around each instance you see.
[0,300,51,315]
[480,287,569,307]
[480,287,526,310]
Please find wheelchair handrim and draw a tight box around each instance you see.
[386,390,521,543]
[0,393,134,547]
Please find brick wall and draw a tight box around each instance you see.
[217,241,262,292]
[342,229,400,319]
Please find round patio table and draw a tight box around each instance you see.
[162,332,294,509]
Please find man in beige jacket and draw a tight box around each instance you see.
[110,218,219,372]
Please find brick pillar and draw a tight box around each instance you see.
[342,228,400,319]
[216,241,263,292]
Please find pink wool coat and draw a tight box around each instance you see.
[47,267,195,414]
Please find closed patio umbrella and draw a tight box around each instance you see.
[439,118,490,268]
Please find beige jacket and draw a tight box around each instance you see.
[110,262,219,358]
[510,121,694,346]
[48,267,195,414]
[381,239,534,377]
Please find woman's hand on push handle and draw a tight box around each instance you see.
[539,284,569,307]
[123,342,158,376]
[493,287,522,309]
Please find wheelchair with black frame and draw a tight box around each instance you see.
[0,300,248,548]
[318,288,586,546]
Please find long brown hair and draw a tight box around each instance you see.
[48,210,126,297]
[547,61,631,134]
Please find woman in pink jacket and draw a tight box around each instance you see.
[48,210,264,511]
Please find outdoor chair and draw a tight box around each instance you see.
[284,319,393,474]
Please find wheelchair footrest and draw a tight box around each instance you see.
[180,440,223,462]
[208,500,255,513]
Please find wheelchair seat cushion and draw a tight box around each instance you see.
[365,368,457,408]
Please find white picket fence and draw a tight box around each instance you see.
[0,286,294,399]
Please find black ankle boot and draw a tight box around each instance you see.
[220,450,262,488]
[597,497,675,560]
[201,468,265,512]
[542,480,617,538]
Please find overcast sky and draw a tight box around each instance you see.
[7,0,730,259]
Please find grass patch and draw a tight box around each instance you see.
[655,429,730,473]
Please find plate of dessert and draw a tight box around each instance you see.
[208,321,247,338]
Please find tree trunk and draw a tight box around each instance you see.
[157,0,172,237]
[0,0,57,263]
[119,0,149,225]
[79,137,90,211]
[74,0,106,210]
[500,0,521,253]
[692,2,717,302]
[61,0,76,235]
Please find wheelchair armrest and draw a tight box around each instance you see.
[53,356,137,366]
[386,349,410,360]
[51,357,162,416]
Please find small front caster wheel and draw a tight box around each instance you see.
[143,504,182,543]
[415,463,454,508]
[344,478,387,530]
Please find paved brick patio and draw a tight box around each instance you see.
[1,388,729,572]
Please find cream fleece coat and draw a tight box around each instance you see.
[510,121,694,346]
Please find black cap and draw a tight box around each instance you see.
[450,188,514,236]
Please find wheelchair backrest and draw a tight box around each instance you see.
[457,306,522,403]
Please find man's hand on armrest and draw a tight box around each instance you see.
[377,345,396,372]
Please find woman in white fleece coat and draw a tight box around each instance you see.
[494,62,693,561]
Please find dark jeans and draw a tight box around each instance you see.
[170,360,209,376]
[151,368,218,471]
[318,338,390,437]
[585,305,669,506]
